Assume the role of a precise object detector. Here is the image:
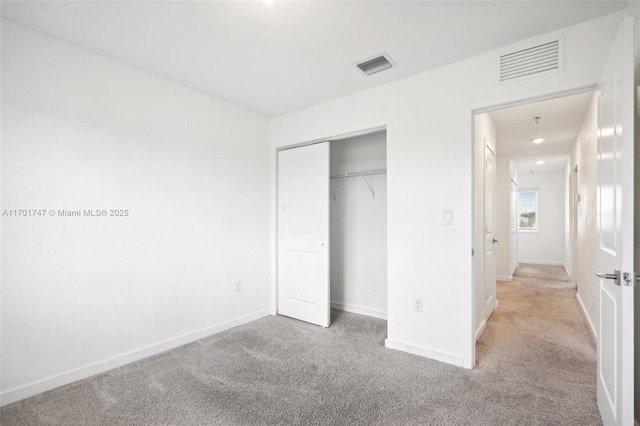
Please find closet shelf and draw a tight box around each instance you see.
[330,168,387,179]
[330,168,386,199]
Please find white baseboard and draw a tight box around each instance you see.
[385,338,465,368]
[518,260,565,266]
[576,293,597,343]
[475,319,487,340]
[331,302,387,320]
[475,299,498,340]
[496,275,512,281]
[0,309,271,407]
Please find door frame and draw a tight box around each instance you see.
[272,124,388,320]
[484,142,497,319]
[469,84,596,367]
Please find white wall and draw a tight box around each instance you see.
[569,95,599,340]
[270,13,622,368]
[495,155,514,280]
[330,132,387,319]
[473,113,496,339]
[1,21,271,404]
[517,171,566,265]
[331,132,387,174]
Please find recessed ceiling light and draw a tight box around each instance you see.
[528,151,539,154]
[263,0,273,4]
[536,160,545,165]
[532,138,544,144]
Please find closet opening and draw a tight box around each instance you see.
[330,130,388,320]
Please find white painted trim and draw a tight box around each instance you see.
[331,302,387,320]
[475,319,487,341]
[278,125,387,151]
[0,309,271,407]
[576,293,597,343]
[470,81,599,114]
[563,264,571,278]
[384,338,465,368]
[517,260,565,266]
[496,275,513,281]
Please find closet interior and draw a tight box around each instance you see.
[330,130,388,319]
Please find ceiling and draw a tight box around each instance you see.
[1,1,626,117]
[490,91,595,173]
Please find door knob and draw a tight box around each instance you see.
[493,238,499,244]
[596,270,620,286]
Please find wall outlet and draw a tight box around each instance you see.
[235,281,242,292]
[414,298,423,312]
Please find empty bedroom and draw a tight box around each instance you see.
[1,1,637,425]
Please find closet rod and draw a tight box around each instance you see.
[330,168,387,179]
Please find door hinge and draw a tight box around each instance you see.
[472,249,474,257]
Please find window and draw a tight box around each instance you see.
[518,190,538,231]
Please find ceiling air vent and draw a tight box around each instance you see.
[500,40,561,82]
[354,53,394,76]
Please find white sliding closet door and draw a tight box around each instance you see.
[277,142,330,327]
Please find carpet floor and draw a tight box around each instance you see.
[1,264,600,425]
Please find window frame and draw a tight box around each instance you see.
[517,188,539,232]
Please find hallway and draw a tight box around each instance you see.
[476,263,600,424]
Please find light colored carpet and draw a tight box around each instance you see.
[1,264,600,425]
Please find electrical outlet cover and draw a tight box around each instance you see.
[414,298,423,312]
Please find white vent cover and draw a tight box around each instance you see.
[500,40,561,82]
[354,53,394,76]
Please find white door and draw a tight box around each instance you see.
[484,143,497,315]
[277,142,330,327]
[595,17,634,426]
[509,180,518,275]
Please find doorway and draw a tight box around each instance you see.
[277,129,388,327]
[473,90,596,350]
[330,131,388,320]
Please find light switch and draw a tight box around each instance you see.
[443,209,454,225]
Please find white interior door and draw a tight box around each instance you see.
[277,142,330,327]
[510,180,517,275]
[484,143,497,315]
[595,17,634,426]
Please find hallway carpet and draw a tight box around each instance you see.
[1,264,599,425]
